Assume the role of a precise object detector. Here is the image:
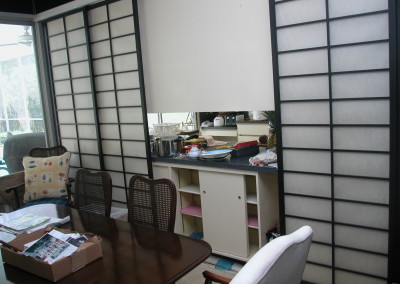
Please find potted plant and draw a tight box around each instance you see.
[263,111,276,148]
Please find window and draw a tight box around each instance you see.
[0,24,45,176]
[148,112,197,135]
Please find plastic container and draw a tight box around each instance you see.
[231,144,259,157]
[153,123,180,138]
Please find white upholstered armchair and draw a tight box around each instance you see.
[203,225,313,284]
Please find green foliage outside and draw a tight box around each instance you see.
[262,110,276,148]
[0,131,13,144]
[27,96,43,119]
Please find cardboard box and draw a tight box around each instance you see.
[1,227,102,282]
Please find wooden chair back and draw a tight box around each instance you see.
[3,145,71,209]
[74,169,112,217]
[29,145,68,157]
[127,175,177,232]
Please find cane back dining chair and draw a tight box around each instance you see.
[127,175,177,232]
[74,168,113,217]
[29,145,67,158]
[3,145,73,209]
[202,226,313,284]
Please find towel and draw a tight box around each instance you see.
[200,136,228,146]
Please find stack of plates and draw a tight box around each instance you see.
[199,149,232,161]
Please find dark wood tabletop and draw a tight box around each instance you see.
[0,206,212,284]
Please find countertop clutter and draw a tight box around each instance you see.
[151,116,277,173]
[152,136,277,173]
[152,154,277,174]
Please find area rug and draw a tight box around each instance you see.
[188,231,244,273]
[204,254,244,273]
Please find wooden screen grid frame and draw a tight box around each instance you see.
[42,0,152,206]
[269,0,392,283]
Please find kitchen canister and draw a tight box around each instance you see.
[213,115,225,127]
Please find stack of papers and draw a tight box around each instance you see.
[2,213,50,232]
[0,213,70,242]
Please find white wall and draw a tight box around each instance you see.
[138,0,275,113]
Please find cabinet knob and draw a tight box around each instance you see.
[238,196,241,200]
[203,190,206,194]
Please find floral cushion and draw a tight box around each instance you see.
[23,152,71,203]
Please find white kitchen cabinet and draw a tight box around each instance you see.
[236,121,270,142]
[152,161,279,261]
[200,127,237,137]
[200,171,248,258]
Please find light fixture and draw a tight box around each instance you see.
[17,26,33,46]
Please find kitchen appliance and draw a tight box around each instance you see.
[225,115,236,126]
[235,114,244,122]
[155,136,183,157]
[213,115,225,127]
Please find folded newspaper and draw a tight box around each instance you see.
[22,229,88,264]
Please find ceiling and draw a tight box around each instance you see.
[0,0,75,15]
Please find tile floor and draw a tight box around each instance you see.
[177,262,237,284]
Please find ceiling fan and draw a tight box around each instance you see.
[0,26,33,47]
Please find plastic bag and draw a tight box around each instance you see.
[249,149,277,166]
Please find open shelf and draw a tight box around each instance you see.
[248,214,259,228]
[247,193,257,204]
[181,203,202,217]
[245,175,257,205]
[155,162,279,262]
[249,243,259,258]
[178,184,200,195]
[182,215,203,238]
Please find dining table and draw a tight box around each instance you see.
[0,205,212,284]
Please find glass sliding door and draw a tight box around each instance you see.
[0,24,46,176]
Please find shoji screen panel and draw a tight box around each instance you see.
[271,0,389,283]
[44,0,150,205]
[87,0,149,204]
[46,11,100,181]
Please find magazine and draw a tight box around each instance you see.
[22,230,87,264]
[2,213,50,232]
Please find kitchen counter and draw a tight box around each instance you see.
[152,154,277,174]
[152,151,279,262]
[200,126,237,130]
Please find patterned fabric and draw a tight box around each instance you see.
[23,152,71,203]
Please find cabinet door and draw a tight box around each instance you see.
[237,122,270,136]
[152,165,170,179]
[199,171,248,258]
